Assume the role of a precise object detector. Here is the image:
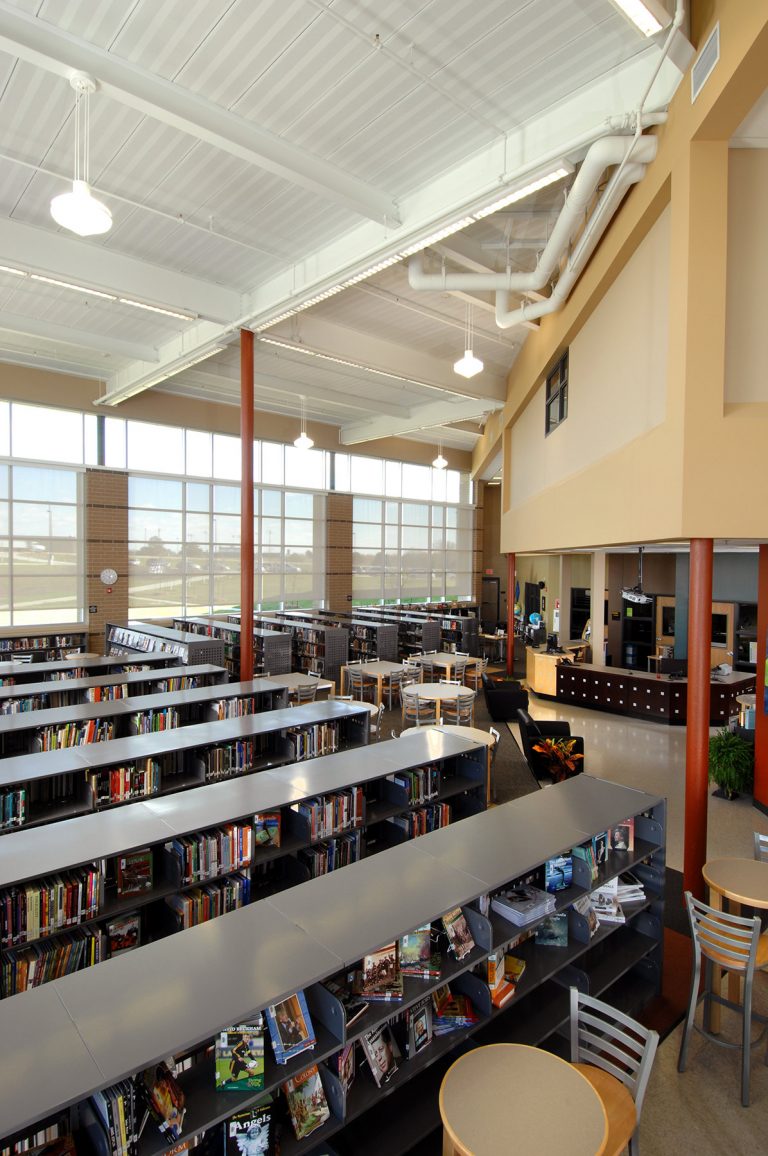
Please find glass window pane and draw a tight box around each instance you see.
[187,430,212,477]
[385,502,399,524]
[104,417,126,469]
[284,570,315,599]
[334,453,350,491]
[262,442,284,485]
[13,575,80,623]
[129,574,183,618]
[285,492,313,519]
[184,575,211,615]
[12,404,83,465]
[285,446,325,490]
[261,490,281,517]
[262,517,282,546]
[128,509,182,543]
[12,503,77,538]
[284,519,313,546]
[401,503,429,527]
[84,415,99,466]
[0,466,7,500]
[185,512,210,543]
[445,508,457,528]
[350,455,383,495]
[127,420,184,474]
[432,506,444,527]
[186,482,209,512]
[129,476,182,509]
[13,466,77,503]
[431,528,445,550]
[213,514,239,544]
[0,503,7,536]
[384,461,401,497]
[213,485,240,514]
[353,498,382,523]
[401,463,429,498]
[0,401,9,456]
[352,524,381,549]
[212,573,241,609]
[213,434,240,480]
[431,469,447,502]
[384,525,398,549]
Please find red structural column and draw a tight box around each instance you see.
[506,552,516,676]
[239,328,254,681]
[684,538,713,898]
[753,544,768,814]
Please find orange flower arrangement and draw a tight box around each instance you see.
[531,737,584,783]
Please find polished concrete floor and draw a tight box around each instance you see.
[524,693,768,872]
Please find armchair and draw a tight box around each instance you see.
[515,707,585,786]
[481,673,528,722]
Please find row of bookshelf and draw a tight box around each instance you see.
[0,774,665,1156]
[173,618,292,678]
[0,653,175,687]
[0,630,87,663]
[105,623,225,669]
[0,700,370,831]
[0,664,226,714]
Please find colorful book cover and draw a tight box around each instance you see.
[116,847,153,897]
[609,818,635,852]
[326,1042,355,1095]
[353,942,403,1001]
[282,1064,330,1141]
[535,912,569,947]
[215,1019,265,1091]
[264,990,316,1064]
[106,911,140,957]
[138,1062,186,1144]
[544,854,573,892]
[322,970,369,1028]
[504,954,527,985]
[441,906,475,961]
[254,812,281,848]
[407,996,433,1058]
[223,1100,274,1156]
[360,1022,401,1087]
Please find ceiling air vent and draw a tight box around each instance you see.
[691,22,720,104]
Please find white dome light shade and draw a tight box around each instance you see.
[294,432,314,451]
[453,349,484,378]
[432,453,448,469]
[51,180,112,237]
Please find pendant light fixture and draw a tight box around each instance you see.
[50,73,112,237]
[294,395,314,451]
[432,441,448,470]
[453,302,483,379]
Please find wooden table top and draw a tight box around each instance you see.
[439,1044,607,1156]
[402,682,475,701]
[703,858,768,907]
[399,723,495,747]
[343,660,405,676]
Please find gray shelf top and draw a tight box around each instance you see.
[0,774,664,1139]
[174,617,287,640]
[0,733,484,888]
[0,700,371,788]
[0,664,225,702]
[0,653,173,678]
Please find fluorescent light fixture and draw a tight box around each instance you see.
[399,218,475,259]
[609,0,671,36]
[0,265,27,277]
[51,179,112,237]
[30,273,117,300]
[259,336,457,397]
[342,255,402,287]
[472,164,574,220]
[118,298,196,321]
[453,350,484,378]
[95,345,226,405]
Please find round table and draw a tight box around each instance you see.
[702,857,768,1030]
[402,681,475,725]
[439,1043,607,1156]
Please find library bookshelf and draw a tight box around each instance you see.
[105,621,225,667]
[0,699,370,833]
[283,610,399,665]
[0,626,88,663]
[0,652,176,687]
[351,606,442,659]
[0,730,486,1000]
[173,616,292,678]
[0,773,665,1156]
[0,663,227,715]
[233,613,349,689]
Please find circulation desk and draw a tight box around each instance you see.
[555,662,755,726]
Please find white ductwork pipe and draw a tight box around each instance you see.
[494,159,648,328]
[407,134,658,296]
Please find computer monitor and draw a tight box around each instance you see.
[546,633,559,652]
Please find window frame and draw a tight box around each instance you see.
[545,350,569,436]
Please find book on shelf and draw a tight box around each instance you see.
[490,976,519,1009]
[593,831,609,868]
[282,1063,330,1141]
[534,912,569,947]
[399,923,441,978]
[572,841,598,881]
[544,853,573,892]
[326,1041,355,1095]
[431,985,481,1035]
[360,1022,401,1087]
[116,848,153,898]
[572,893,600,937]
[223,1098,275,1156]
[24,1136,77,1156]
[441,906,475,961]
[215,1018,265,1092]
[105,911,140,958]
[253,812,281,848]
[609,818,635,852]
[504,953,527,986]
[321,969,370,1029]
[484,945,506,990]
[264,990,316,1065]
[490,884,555,926]
[138,1062,186,1145]
[405,995,434,1058]
[353,941,403,1002]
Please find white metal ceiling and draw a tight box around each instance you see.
[0,0,689,454]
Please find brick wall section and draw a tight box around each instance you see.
[326,493,353,612]
[85,470,129,651]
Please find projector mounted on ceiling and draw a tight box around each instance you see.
[621,546,653,604]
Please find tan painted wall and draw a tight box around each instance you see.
[726,149,768,403]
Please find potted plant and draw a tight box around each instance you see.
[531,736,584,783]
[708,727,754,799]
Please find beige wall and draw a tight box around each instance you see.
[726,149,768,403]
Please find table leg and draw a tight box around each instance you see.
[340,668,347,697]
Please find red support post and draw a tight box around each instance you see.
[684,538,713,899]
[239,328,254,681]
[753,544,768,814]
[506,552,516,676]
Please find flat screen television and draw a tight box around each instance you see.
[711,613,728,647]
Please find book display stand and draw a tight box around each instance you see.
[105,622,225,668]
[0,774,665,1156]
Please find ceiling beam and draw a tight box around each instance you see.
[0,217,241,323]
[0,1,398,224]
[339,396,504,446]
[351,285,516,353]
[0,312,158,362]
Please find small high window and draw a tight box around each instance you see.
[545,351,568,435]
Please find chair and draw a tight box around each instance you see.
[385,669,404,710]
[452,657,468,684]
[754,832,768,862]
[419,658,435,681]
[677,891,768,1106]
[488,725,501,802]
[464,656,488,691]
[369,701,385,740]
[402,689,436,728]
[442,690,475,727]
[570,987,659,1156]
[347,666,374,702]
[291,682,317,705]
